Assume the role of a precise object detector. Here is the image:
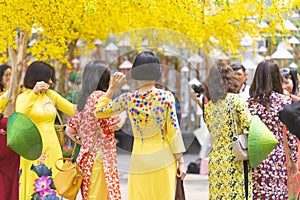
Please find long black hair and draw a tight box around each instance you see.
[289,68,298,95]
[77,61,111,111]
[249,60,283,109]
[0,64,11,92]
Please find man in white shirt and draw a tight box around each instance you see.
[230,63,250,99]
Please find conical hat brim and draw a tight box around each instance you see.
[7,112,42,160]
[249,115,278,168]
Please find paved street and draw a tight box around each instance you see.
[76,153,209,200]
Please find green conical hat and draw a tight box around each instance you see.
[7,112,42,160]
[248,115,278,168]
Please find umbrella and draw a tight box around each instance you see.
[278,101,300,140]
[248,115,278,168]
[7,112,42,160]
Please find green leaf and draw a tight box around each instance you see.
[215,0,221,6]
[226,0,230,7]
[31,192,40,200]
[30,164,52,177]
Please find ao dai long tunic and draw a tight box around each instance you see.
[16,89,75,200]
[95,87,186,200]
[68,91,121,200]
[248,92,298,199]
[204,93,252,199]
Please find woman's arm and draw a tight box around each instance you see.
[109,111,127,131]
[65,126,81,145]
[234,95,252,132]
[166,93,186,154]
[95,72,128,118]
[16,81,52,114]
[0,91,8,114]
[66,111,82,145]
[48,90,76,116]
[165,92,186,179]
[95,93,129,118]
[104,72,126,99]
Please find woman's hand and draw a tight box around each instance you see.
[191,92,202,108]
[175,153,186,180]
[32,81,50,94]
[105,72,126,99]
[177,161,186,180]
[65,126,82,145]
[109,72,126,89]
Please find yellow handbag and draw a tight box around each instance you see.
[53,130,101,199]
[46,92,66,147]
[53,143,83,200]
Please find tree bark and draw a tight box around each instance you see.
[55,61,66,95]
[4,31,28,116]
[56,41,77,96]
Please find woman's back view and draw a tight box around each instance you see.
[203,63,252,199]
[248,60,298,199]
[95,51,186,199]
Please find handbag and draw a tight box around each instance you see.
[175,171,186,200]
[232,134,248,161]
[53,143,82,200]
[46,92,66,147]
[53,129,102,199]
[231,109,248,161]
[54,124,65,147]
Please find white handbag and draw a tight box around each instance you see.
[231,111,248,161]
[232,134,248,161]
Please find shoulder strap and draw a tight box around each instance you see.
[81,129,102,167]
[231,104,239,136]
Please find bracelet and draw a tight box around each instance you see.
[74,135,81,141]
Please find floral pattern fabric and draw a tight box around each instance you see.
[68,91,121,200]
[248,92,298,199]
[204,93,252,199]
[16,89,75,200]
[95,87,185,200]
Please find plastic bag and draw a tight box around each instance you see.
[193,123,212,158]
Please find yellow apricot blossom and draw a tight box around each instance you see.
[0,0,298,64]
[0,0,298,113]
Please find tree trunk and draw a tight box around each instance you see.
[56,61,66,96]
[4,31,28,116]
[56,41,77,96]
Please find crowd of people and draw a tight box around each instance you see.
[0,51,186,200]
[200,60,300,199]
[0,51,299,200]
